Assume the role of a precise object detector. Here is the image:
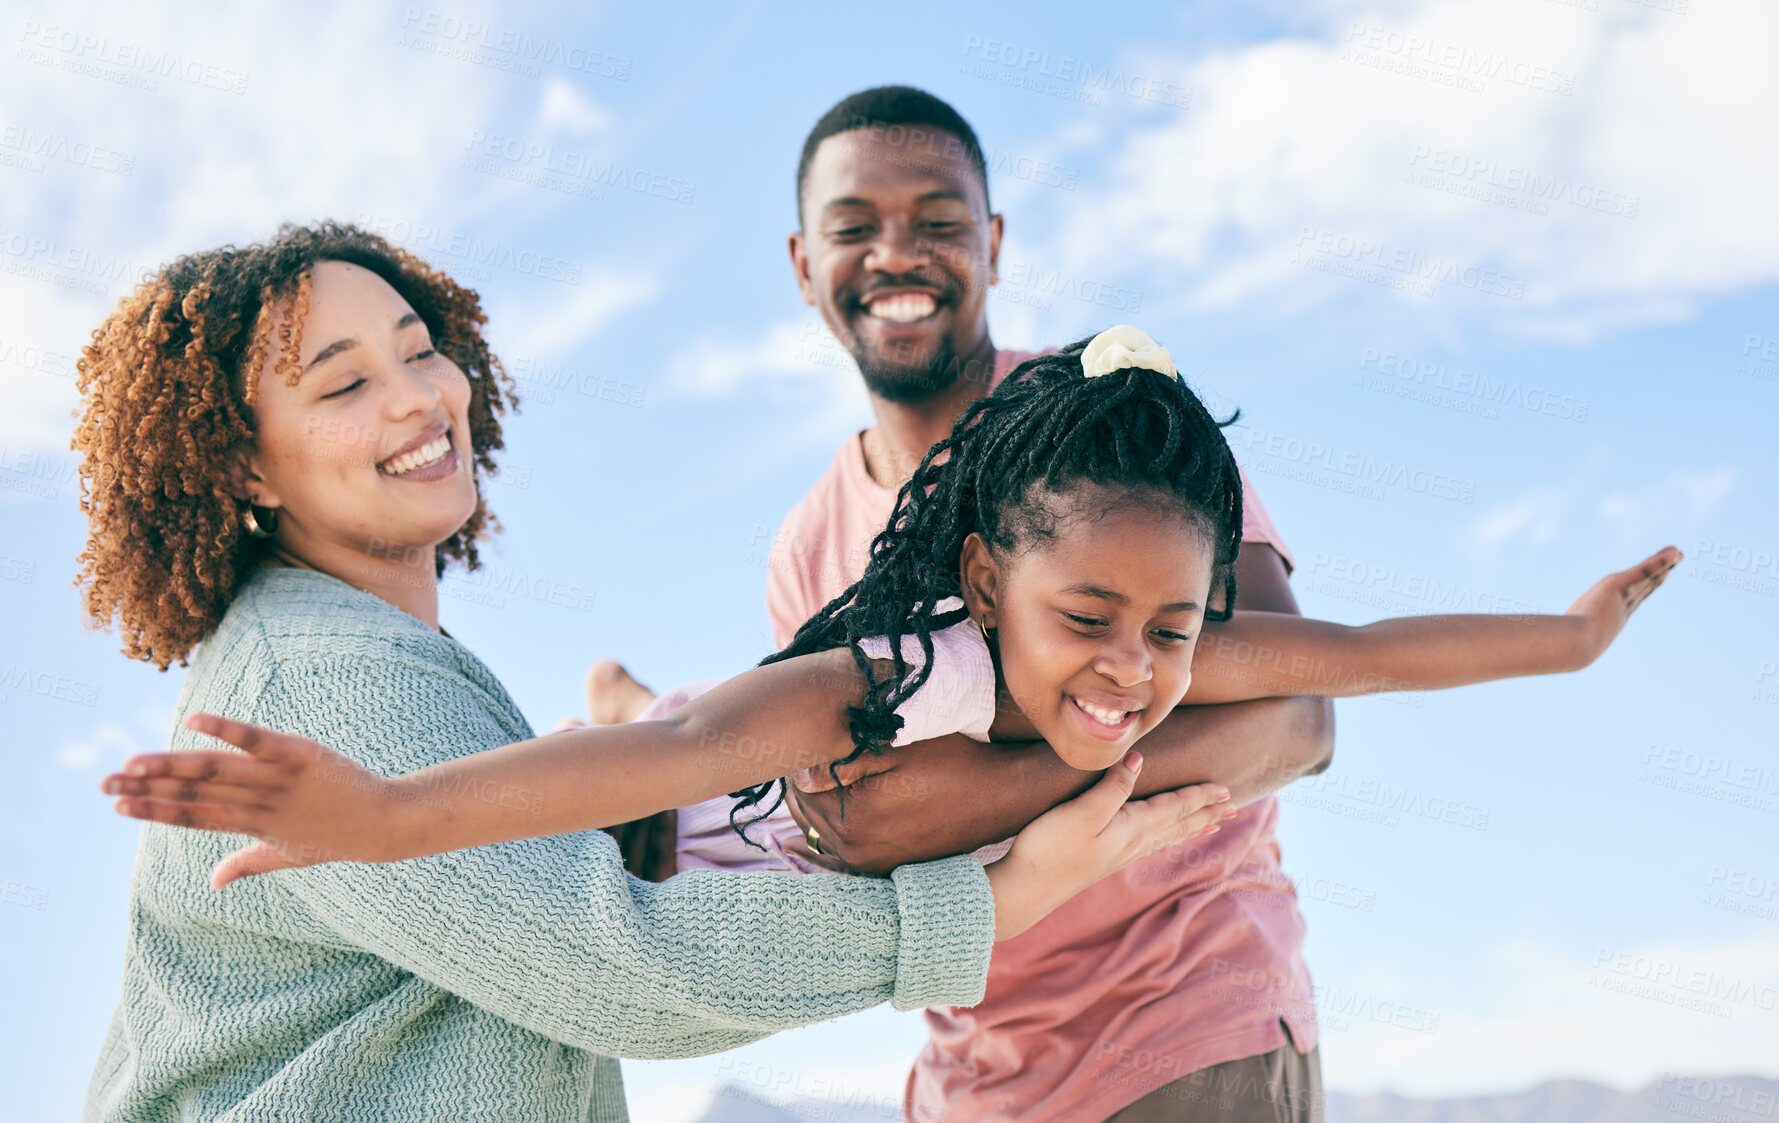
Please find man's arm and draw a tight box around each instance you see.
[786,546,1335,875]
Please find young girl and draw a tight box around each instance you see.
[102,325,1679,887]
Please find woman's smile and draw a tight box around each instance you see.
[376,423,460,482]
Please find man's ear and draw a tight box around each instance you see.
[788,229,816,306]
[958,533,1001,627]
[985,212,1004,287]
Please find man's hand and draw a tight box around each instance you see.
[790,755,895,794]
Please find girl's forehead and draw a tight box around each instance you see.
[1012,504,1215,588]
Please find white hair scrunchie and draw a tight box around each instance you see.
[1081,324,1177,380]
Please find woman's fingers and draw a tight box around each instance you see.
[211,842,302,889]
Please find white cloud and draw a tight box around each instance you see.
[1465,450,1608,555]
[1598,465,1736,541]
[666,317,872,448]
[1022,0,1779,341]
[1320,932,1779,1096]
[536,78,612,136]
[55,720,137,770]
[1467,459,1736,557]
[487,271,660,361]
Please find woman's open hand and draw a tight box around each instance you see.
[985,752,1230,941]
[101,714,412,889]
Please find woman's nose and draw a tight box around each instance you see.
[384,354,442,416]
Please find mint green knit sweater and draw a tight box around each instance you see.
[84,568,995,1122]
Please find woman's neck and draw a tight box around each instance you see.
[262,540,442,632]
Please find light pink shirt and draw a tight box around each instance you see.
[763,347,1316,1123]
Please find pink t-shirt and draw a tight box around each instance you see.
[764,347,1316,1123]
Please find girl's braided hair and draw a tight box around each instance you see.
[730,334,1244,838]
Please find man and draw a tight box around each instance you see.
[587,87,1333,1122]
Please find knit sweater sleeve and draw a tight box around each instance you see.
[246,651,994,1059]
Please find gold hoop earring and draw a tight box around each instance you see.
[242,503,278,539]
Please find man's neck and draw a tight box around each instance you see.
[860,338,997,488]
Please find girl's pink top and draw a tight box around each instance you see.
[653,609,1000,876]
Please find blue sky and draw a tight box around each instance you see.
[2,1,1776,1119]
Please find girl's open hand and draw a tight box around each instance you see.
[1566,546,1682,667]
[101,714,408,889]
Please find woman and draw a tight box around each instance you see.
[73,222,1229,1122]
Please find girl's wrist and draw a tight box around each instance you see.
[984,857,1039,941]
[377,773,457,863]
[1559,612,1602,672]
[985,851,1077,942]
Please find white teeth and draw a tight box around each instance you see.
[380,434,451,476]
[866,293,937,323]
[1075,698,1132,727]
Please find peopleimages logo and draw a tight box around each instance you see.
[1294,228,1527,301]
[959,35,1192,107]
[1407,146,1639,218]
[353,213,583,286]
[1358,348,1589,422]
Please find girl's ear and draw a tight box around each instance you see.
[958,533,1001,626]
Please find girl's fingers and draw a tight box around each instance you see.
[101,773,272,806]
[107,751,272,788]
[1626,548,1681,610]
[211,843,302,889]
[1624,547,1681,589]
[184,713,299,761]
[1120,783,1231,850]
[1061,751,1144,831]
[111,796,254,835]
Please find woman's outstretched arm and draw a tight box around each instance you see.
[1184,546,1680,705]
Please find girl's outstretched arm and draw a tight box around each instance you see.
[102,647,874,878]
[1184,546,1680,705]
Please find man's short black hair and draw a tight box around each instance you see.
[795,85,990,225]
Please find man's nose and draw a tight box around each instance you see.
[864,220,928,276]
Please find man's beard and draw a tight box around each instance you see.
[851,337,963,404]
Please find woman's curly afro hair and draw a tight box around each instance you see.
[72,221,516,670]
